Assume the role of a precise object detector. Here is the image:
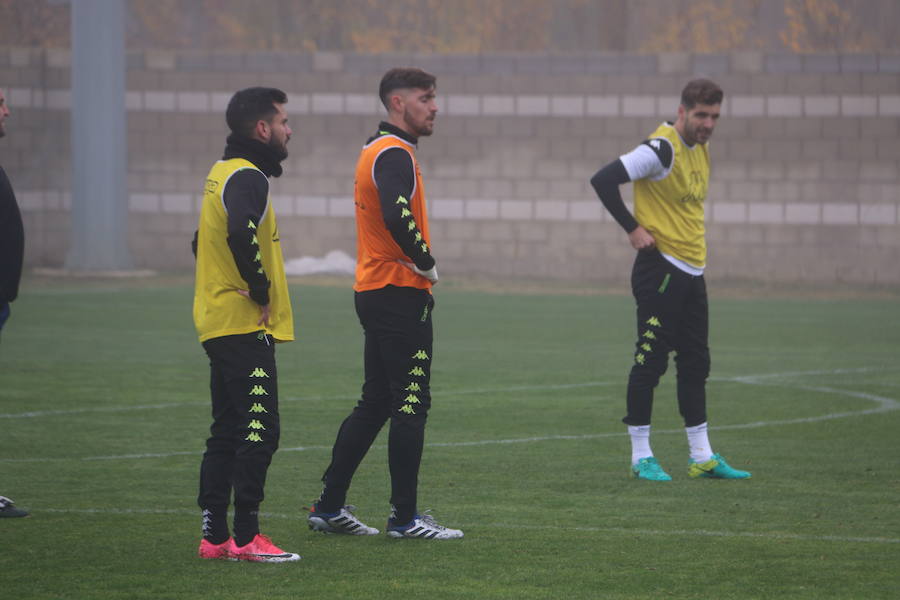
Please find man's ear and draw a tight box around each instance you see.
[254,119,271,142]
[388,92,405,114]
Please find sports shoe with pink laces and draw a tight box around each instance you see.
[230,534,300,563]
[198,537,236,561]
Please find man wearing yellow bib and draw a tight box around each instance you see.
[590,79,751,482]
[193,87,299,562]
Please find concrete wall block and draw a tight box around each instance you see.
[784,203,820,224]
[803,54,840,74]
[161,193,194,214]
[9,48,34,68]
[327,197,354,218]
[748,203,784,224]
[465,199,499,220]
[344,93,380,115]
[432,198,465,220]
[144,91,176,111]
[730,96,765,117]
[176,91,210,113]
[499,200,533,221]
[45,48,70,68]
[294,196,328,217]
[446,94,480,116]
[860,162,899,181]
[766,181,801,202]
[480,179,513,198]
[621,95,656,117]
[534,200,570,222]
[800,139,839,160]
[311,93,344,114]
[841,54,878,73]
[17,191,44,211]
[730,181,766,201]
[513,178,550,199]
[482,95,515,116]
[479,221,515,241]
[785,74,823,94]
[748,162,784,181]
[822,203,858,225]
[550,95,584,117]
[767,95,802,116]
[766,54,803,73]
[569,201,603,222]
[841,95,878,116]
[584,53,623,74]
[585,95,619,117]
[877,139,900,160]
[804,95,839,116]
[45,89,70,110]
[7,87,33,109]
[145,51,176,70]
[313,51,343,72]
[692,54,729,76]
[711,202,746,224]
[444,221,480,241]
[860,203,897,225]
[879,95,900,116]
[516,95,550,116]
[860,116,898,139]
[658,52,690,74]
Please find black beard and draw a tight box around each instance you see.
[268,137,288,161]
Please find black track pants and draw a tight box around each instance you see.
[318,286,434,524]
[198,332,280,516]
[624,249,710,427]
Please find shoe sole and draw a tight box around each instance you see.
[232,553,301,563]
[387,530,464,540]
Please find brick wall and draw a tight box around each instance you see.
[1,48,898,286]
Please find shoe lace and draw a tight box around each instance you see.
[419,510,447,531]
[253,534,279,552]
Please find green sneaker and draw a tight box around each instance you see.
[631,457,672,481]
[688,453,751,479]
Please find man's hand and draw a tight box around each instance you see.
[237,290,271,327]
[398,260,439,284]
[628,226,656,250]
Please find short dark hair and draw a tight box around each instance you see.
[226,87,287,137]
[680,78,724,109]
[378,67,437,110]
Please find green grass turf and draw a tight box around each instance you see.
[1,276,898,599]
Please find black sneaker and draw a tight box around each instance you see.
[0,496,29,518]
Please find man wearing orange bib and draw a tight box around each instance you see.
[308,68,463,539]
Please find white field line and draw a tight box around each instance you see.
[1,366,891,420]
[29,507,900,545]
[0,381,619,419]
[2,368,897,463]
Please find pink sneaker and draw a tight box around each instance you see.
[230,534,300,563]
[198,537,236,560]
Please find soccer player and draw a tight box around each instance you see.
[194,87,300,561]
[589,78,751,481]
[306,68,463,539]
[0,88,29,519]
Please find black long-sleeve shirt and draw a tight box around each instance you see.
[0,165,24,303]
[370,122,435,271]
[193,134,285,306]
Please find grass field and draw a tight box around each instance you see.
[1,275,898,599]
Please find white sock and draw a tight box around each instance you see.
[628,425,653,465]
[685,422,713,463]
